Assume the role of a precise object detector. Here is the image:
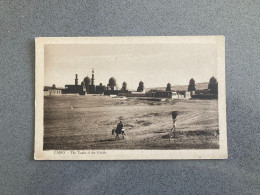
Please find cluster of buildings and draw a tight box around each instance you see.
[44,69,217,100]
[44,69,107,96]
[64,69,107,95]
[115,90,191,99]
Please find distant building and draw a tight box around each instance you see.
[154,91,172,98]
[145,90,191,99]
[44,86,63,96]
[117,90,192,99]
[123,91,146,97]
[175,91,191,99]
[89,68,96,93]
[104,88,123,96]
[191,89,217,99]
[107,77,117,91]
[145,91,172,99]
[65,85,86,95]
[96,83,106,94]
[82,69,107,94]
[195,89,212,95]
[64,74,86,95]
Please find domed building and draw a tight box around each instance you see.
[83,76,91,86]
[64,74,86,95]
[79,69,107,94]
[137,81,145,92]
[60,69,108,95]
[121,81,127,91]
[82,76,91,93]
[108,77,117,91]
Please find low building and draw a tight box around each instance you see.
[172,91,178,99]
[192,89,217,99]
[65,85,86,95]
[154,91,172,98]
[125,91,146,97]
[64,74,86,95]
[195,89,212,95]
[104,89,128,96]
[145,90,191,99]
[96,84,106,94]
[44,88,62,96]
[145,91,172,98]
[175,91,191,99]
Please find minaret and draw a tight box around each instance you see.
[75,74,78,85]
[91,68,95,85]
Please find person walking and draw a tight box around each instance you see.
[172,118,177,131]
[171,111,178,131]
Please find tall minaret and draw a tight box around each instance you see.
[75,74,78,85]
[91,68,95,85]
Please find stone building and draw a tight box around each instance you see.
[43,86,63,96]
[82,69,106,94]
[64,74,86,95]
[44,89,62,96]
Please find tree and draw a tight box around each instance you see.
[81,81,85,86]
[83,76,91,86]
[121,81,127,91]
[166,83,171,91]
[208,76,218,95]
[188,78,196,91]
[137,81,144,92]
[108,77,116,90]
[52,84,56,89]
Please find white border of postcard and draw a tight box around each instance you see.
[35,36,227,160]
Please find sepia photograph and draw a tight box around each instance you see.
[35,36,227,160]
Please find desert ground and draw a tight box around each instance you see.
[43,95,219,150]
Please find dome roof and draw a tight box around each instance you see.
[84,76,91,81]
[209,76,217,83]
[84,76,91,85]
[189,78,195,84]
[108,77,116,86]
[109,77,116,82]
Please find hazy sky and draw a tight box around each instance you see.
[44,43,218,90]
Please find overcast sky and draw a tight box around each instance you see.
[44,43,218,90]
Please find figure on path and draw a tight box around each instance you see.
[115,120,125,139]
[171,111,178,132]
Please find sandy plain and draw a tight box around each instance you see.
[44,95,219,150]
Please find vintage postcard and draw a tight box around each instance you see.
[35,36,227,160]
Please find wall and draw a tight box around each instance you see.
[65,85,86,95]
[44,89,62,96]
